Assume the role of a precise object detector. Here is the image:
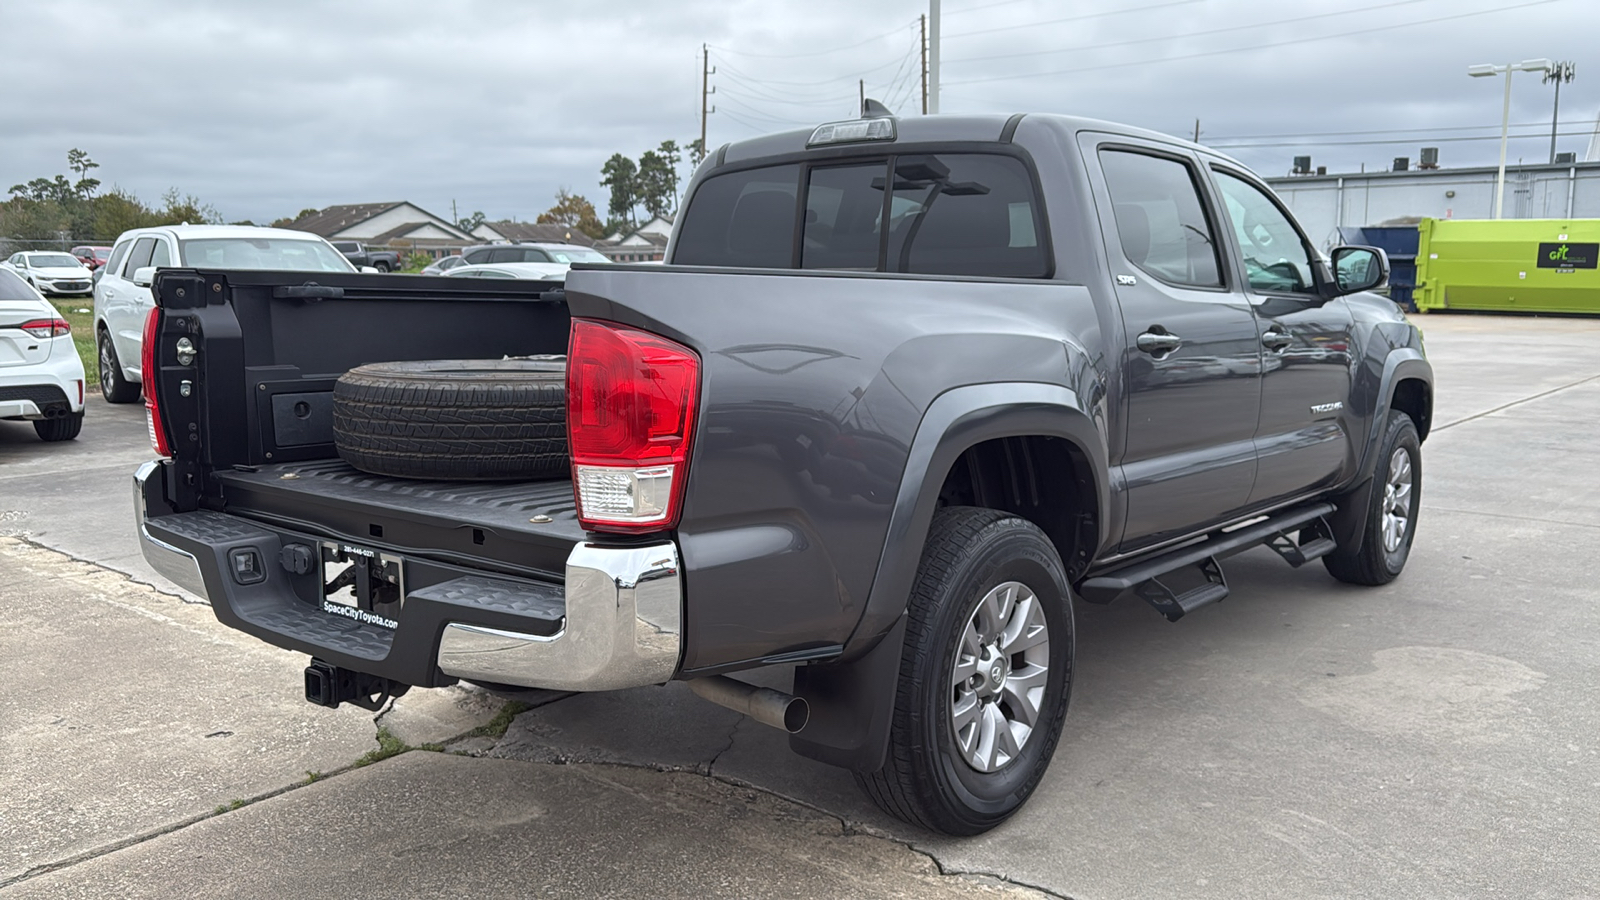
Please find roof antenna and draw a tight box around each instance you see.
[861,97,893,119]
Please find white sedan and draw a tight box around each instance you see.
[0,268,86,441]
[443,261,570,281]
[3,251,95,297]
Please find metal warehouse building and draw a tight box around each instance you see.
[1265,161,1600,248]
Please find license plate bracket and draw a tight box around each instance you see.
[320,542,404,629]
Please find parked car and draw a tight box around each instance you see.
[94,225,357,404]
[459,242,609,266]
[2,251,95,296]
[443,261,569,281]
[0,268,85,441]
[70,245,114,271]
[133,112,1431,837]
[329,241,401,272]
[419,254,467,276]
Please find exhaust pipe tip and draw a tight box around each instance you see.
[688,675,809,734]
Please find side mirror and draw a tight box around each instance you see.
[359,265,381,274]
[1330,246,1388,295]
[132,266,156,287]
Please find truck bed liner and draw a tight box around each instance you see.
[215,459,583,577]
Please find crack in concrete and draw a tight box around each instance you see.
[13,533,208,604]
[1433,371,1600,432]
[704,715,745,777]
[1425,504,1600,530]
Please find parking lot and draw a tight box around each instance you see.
[2,312,1598,899]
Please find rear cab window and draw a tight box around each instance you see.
[674,152,1048,278]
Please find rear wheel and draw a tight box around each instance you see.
[855,506,1074,835]
[1324,410,1421,585]
[98,330,141,403]
[34,412,83,442]
[373,261,391,273]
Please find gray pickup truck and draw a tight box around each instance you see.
[329,241,401,272]
[134,111,1431,835]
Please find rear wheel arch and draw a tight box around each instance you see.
[790,385,1107,774]
[935,435,1100,583]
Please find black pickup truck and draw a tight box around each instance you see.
[134,111,1431,835]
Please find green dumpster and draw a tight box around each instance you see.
[1414,217,1600,314]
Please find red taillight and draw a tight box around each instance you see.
[567,318,700,532]
[19,318,70,339]
[141,307,171,457]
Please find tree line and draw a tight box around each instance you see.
[1,149,220,246]
[534,138,704,242]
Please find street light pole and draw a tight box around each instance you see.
[1496,62,1514,219]
[1469,59,1552,219]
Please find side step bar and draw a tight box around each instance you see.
[1079,503,1337,621]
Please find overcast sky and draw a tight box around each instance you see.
[4,0,1595,227]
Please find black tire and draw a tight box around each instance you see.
[1324,411,1421,586]
[34,412,83,442]
[855,506,1075,835]
[373,261,391,273]
[98,329,141,403]
[332,357,567,481]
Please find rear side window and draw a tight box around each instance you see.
[1098,150,1222,288]
[675,154,1047,278]
[124,237,157,275]
[150,240,172,268]
[675,164,800,268]
[463,248,492,264]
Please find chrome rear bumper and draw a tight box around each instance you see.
[133,460,682,691]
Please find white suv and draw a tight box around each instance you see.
[93,225,356,403]
[0,268,86,441]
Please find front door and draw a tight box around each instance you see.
[1208,166,1357,506]
[1088,143,1264,551]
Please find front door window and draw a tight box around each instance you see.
[1213,171,1316,295]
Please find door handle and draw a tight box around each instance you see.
[1136,331,1182,355]
[1261,329,1294,350]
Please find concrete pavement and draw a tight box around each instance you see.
[3,313,1598,898]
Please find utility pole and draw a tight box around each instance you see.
[1545,61,1576,164]
[859,79,865,116]
[928,0,940,114]
[919,14,928,114]
[700,44,716,163]
[1193,119,1201,143]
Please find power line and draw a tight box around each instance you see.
[943,0,1202,42]
[942,0,1035,16]
[945,0,1560,86]
[712,54,906,89]
[708,20,916,60]
[1208,121,1561,141]
[945,0,1436,65]
[1211,129,1600,149]
[718,84,857,108]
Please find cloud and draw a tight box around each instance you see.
[2,0,1593,226]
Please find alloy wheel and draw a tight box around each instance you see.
[1382,447,1413,553]
[949,580,1051,773]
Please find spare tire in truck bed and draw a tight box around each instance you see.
[331,357,568,481]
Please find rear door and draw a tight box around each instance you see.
[105,236,158,370]
[1084,140,1264,551]
[1207,165,1356,505]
